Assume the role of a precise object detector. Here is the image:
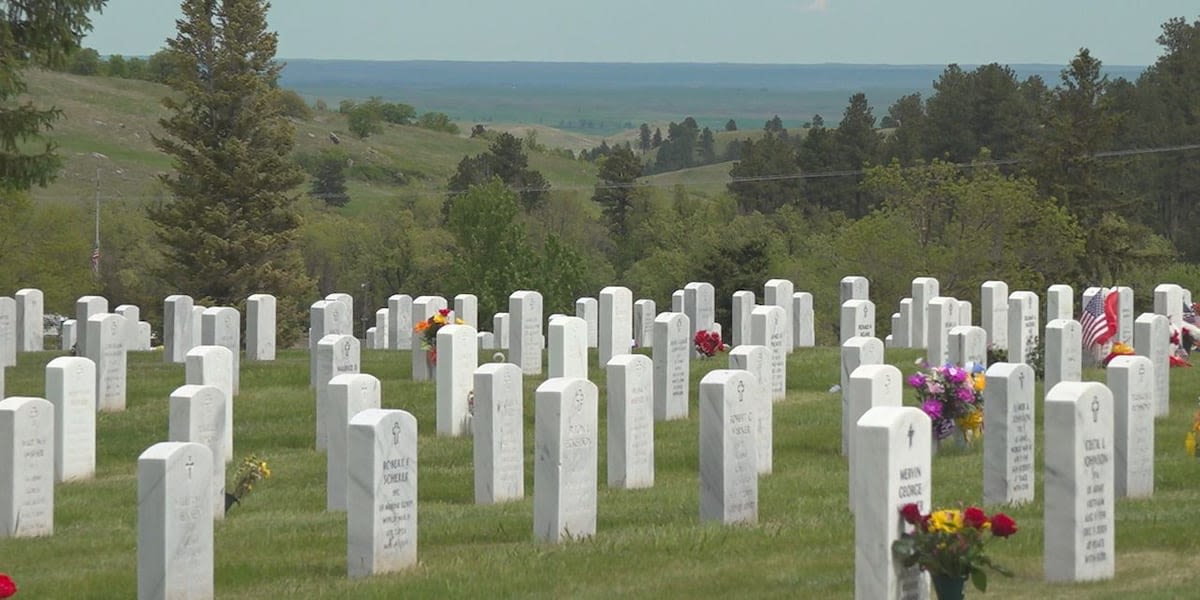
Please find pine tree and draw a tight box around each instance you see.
[150,0,314,344]
[1,0,106,191]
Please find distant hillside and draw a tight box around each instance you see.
[19,70,599,215]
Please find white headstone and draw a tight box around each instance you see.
[846,364,904,513]
[136,321,152,351]
[633,299,656,349]
[164,295,194,363]
[1115,286,1134,343]
[190,305,205,351]
[841,299,876,344]
[436,324,478,437]
[699,369,758,525]
[1007,291,1039,365]
[316,334,361,450]
[326,374,381,511]
[948,325,987,370]
[684,282,716,340]
[60,319,77,352]
[729,344,773,474]
[74,295,107,356]
[606,354,655,488]
[201,307,240,395]
[492,312,510,350]
[0,396,54,538]
[763,279,794,351]
[548,316,588,379]
[365,327,378,350]
[85,313,126,412]
[372,308,388,350]
[387,293,413,351]
[185,346,234,462]
[671,290,684,313]
[246,293,276,361]
[534,378,598,542]
[910,277,939,349]
[981,280,1009,351]
[1047,284,1074,321]
[410,296,447,381]
[1045,319,1083,391]
[575,297,598,348]
[750,305,787,402]
[347,409,418,578]
[0,297,14,368]
[730,291,754,348]
[841,340,886,457]
[1106,355,1154,499]
[310,301,337,387]
[840,275,869,304]
[115,304,141,354]
[167,385,227,521]
[325,292,354,336]
[1134,313,1170,418]
[925,297,956,366]
[477,331,495,351]
[894,298,913,349]
[473,363,524,504]
[598,286,633,366]
[15,288,43,352]
[1044,381,1115,583]
[794,292,815,348]
[957,300,972,327]
[653,312,691,421]
[136,441,213,599]
[46,356,95,482]
[509,291,543,376]
[454,294,478,330]
[853,406,931,600]
[1153,283,1184,328]
[983,362,1035,505]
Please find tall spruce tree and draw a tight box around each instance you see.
[1,0,106,191]
[150,0,313,343]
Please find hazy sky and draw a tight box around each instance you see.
[87,1,1196,65]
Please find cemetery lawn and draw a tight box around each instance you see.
[3,347,1200,599]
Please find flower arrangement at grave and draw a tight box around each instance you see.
[1101,341,1135,366]
[694,329,728,358]
[0,572,15,598]
[907,361,985,444]
[225,454,272,513]
[1186,403,1200,458]
[892,503,1017,598]
[414,308,464,365]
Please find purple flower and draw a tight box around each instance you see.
[926,381,944,395]
[921,399,943,420]
[907,373,926,388]
[944,366,967,384]
[956,387,976,403]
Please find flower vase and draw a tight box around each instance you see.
[933,423,968,454]
[224,493,239,514]
[930,573,968,600]
[426,348,437,371]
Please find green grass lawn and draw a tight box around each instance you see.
[2,345,1200,599]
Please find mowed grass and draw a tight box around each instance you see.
[2,345,1200,598]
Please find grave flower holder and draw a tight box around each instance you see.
[930,572,968,600]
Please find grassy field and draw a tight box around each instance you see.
[2,342,1200,599]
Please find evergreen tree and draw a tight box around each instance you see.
[652,127,663,148]
[638,123,652,153]
[1,0,106,191]
[699,127,716,163]
[593,145,643,240]
[725,119,738,132]
[150,0,314,343]
[309,149,350,207]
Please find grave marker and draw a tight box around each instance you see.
[1007,291,1039,365]
[794,292,815,348]
[653,312,691,421]
[410,296,446,381]
[74,295,107,355]
[1045,319,1082,391]
[606,354,655,488]
[841,299,876,345]
[246,293,276,361]
[436,324,478,437]
[167,385,227,521]
[326,374,381,511]
[534,378,598,542]
[316,335,361,450]
[136,442,213,599]
[598,286,633,366]
[575,297,599,348]
[699,370,758,525]
[347,409,418,577]
[473,363,524,504]
[633,299,656,349]
[948,325,987,369]
[46,356,95,482]
[763,279,794,351]
[387,294,413,351]
[510,291,544,376]
[1047,284,1074,321]
[983,362,1035,505]
[841,340,886,456]
[730,345,773,474]
[201,306,241,395]
[184,346,234,462]
[731,291,754,348]
[910,277,939,349]
[15,288,43,352]
[548,316,588,379]
[85,313,126,412]
[750,305,787,401]
[454,293,478,330]
[1134,313,1170,418]
[981,280,1009,351]
[1106,356,1154,498]
[0,396,54,538]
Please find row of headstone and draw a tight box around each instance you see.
[164,294,276,364]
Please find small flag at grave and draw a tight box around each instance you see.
[1081,288,1115,349]
[91,246,101,274]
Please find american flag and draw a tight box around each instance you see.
[1081,289,1111,348]
[91,247,100,274]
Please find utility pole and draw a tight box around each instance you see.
[92,168,101,279]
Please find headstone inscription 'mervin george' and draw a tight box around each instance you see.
[983,362,1035,505]
[46,356,96,483]
[137,441,213,600]
[1,396,55,538]
[347,409,418,578]
[853,406,931,600]
[473,363,524,504]
[534,378,598,543]
[699,370,758,525]
[1044,381,1115,583]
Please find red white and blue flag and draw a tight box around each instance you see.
[1081,288,1117,349]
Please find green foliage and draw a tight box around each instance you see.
[67,47,101,74]
[444,179,536,318]
[347,104,382,138]
[417,111,460,134]
[1,0,105,191]
[447,132,549,214]
[307,149,350,207]
[104,53,127,78]
[0,192,95,313]
[727,133,801,214]
[144,48,182,83]
[276,89,312,120]
[592,145,643,241]
[150,0,314,345]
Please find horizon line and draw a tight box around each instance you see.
[272,58,1151,69]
